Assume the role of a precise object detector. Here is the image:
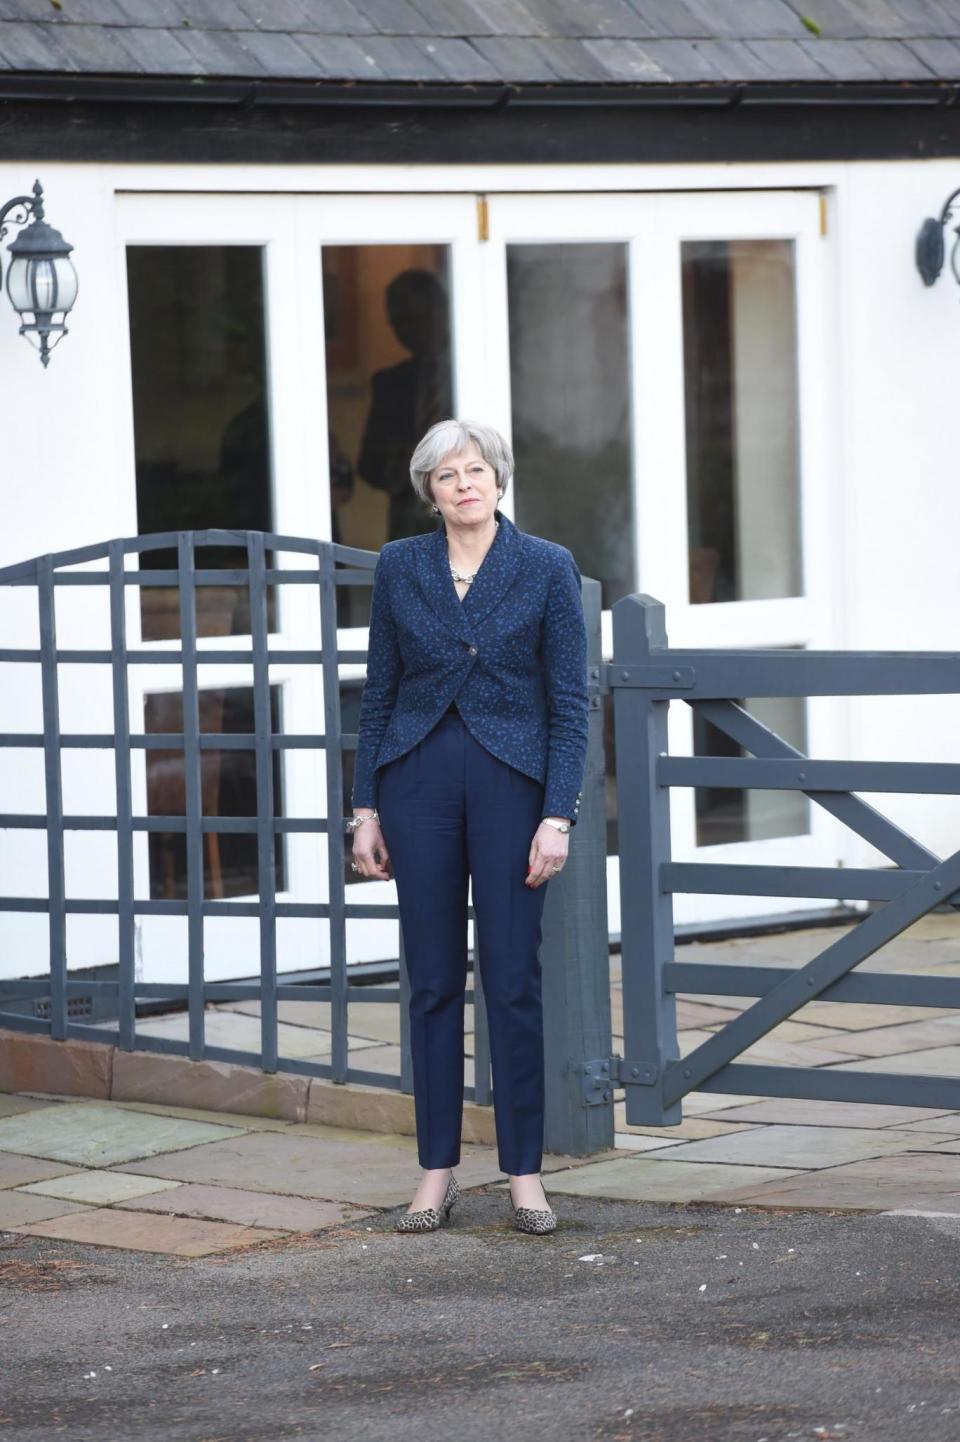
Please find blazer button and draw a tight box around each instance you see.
[467,645,478,655]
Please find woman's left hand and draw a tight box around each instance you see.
[526,820,570,888]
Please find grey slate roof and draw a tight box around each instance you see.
[2,0,960,87]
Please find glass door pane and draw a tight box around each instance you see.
[126,245,275,641]
[506,242,635,612]
[682,239,802,605]
[321,243,455,629]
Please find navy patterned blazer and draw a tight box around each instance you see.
[351,509,589,825]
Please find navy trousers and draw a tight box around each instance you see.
[376,705,550,1175]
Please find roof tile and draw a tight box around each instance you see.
[113,0,193,26]
[470,33,560,79]
[856,35,938,71]
[633,37,727,80]
[170,0,254,29]
[527,34,618,80]
[780,0,875,37]
[743,37,834,76]
[407,0,500,36]
[625,1,705,38]
[690,37,782,79]
[345,31,450,79]
[34,21,136,70]
[291,29,394,78]
[231,28,327,78]
[581,37,668,80]
[0,18,76,69]
[349,0,429,35]
[522,0,654,40]
[904,32,960,68]
[460,0,547,36]
[685,0,809,39]
[172,24,271,76]
[412,34,501,78]
[797,35,887,74]
[112,24,203,73]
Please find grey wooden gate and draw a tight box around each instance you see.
[607,592,960,1126]
[0,529,612,1160]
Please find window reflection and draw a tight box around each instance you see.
[682,240,802,605]
[126,246,276,640]
[693,672,809,846]
[322,247,453,627]
[507,243,635,613]
[145,685,285,900]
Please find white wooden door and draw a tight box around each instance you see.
[481,190,839,930]
[115,192,484,980]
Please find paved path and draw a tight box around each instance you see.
[4,913,960,1253]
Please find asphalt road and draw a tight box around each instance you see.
[4,1187,960,1442]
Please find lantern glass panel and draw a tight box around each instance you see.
[6,254,77,314]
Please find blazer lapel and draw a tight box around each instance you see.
[414,508,523,643]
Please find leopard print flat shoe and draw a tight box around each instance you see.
[513,1204,557,1234]
[395,1171,460,1233]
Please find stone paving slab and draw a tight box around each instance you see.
[641,1123,925,1170]
[613,1105,760,1140]
[115,1127,505,1207]
[673,998,744,1028]
[833,1045,960,1076]
[823,1018,960,1057]
[0,1151,81,1190]
[114,1011,367,1061]
[897,1115,960,1135]
[681,1090,768,1114]
[542,1156,803,1203]
[0,1094,55,1118]
[0,1101,247,1167]
[718,1150,960,1210]
[11,1207,287,1256]
[215,997,405,1045]
[108,1100,299,1132]
[0,1189,93,1228]
[914,1137,960,1155]
[111,1182,375,1232]
[613,1132,697,1152]
[694,1096,957,1129]
[16,1170,182,1205]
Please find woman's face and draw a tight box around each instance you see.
[429,440,499,531]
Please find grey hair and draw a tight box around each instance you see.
[409,418,514,508]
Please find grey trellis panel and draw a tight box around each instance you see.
[0,529,610,1160]
[608,592,960,1124]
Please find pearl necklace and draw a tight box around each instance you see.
[448,517,498,586]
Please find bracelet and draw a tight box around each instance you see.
[346,809,379,833]
[541,817,571,834]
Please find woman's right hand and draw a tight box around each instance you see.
[351,813,393,881]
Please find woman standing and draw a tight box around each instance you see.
[348,419,589,1234]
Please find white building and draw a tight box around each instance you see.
[2,0,960,996]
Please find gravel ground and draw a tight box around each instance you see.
[4,1187,960,1442]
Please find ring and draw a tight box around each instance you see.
[350,861,361,873]
[552,864,562,873]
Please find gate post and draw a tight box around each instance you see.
[540,575,616,1158]
[612,594,682,1126]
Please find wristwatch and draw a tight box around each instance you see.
[346,809,379,832]
[541,817,571,834]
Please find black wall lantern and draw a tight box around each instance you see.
[917,187,960,289]
[0,178,78,367]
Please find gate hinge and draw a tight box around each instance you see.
[581,1054,659,1105]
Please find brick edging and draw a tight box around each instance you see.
[0,1028,496,1145]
